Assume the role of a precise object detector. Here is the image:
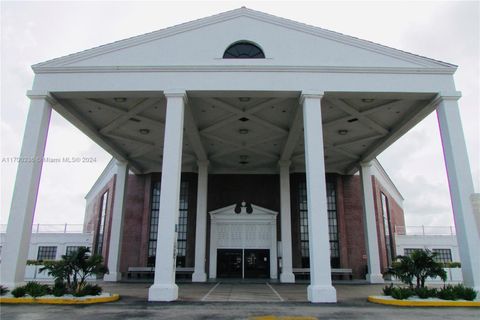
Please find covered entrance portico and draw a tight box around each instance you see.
[2,8,479,304]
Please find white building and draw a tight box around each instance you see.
[1,8,478,303]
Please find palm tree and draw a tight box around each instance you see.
[387,249,447,289]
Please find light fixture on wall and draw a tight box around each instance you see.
[239,154,249,165]
[139,128,150,135]
[338,129,348,135]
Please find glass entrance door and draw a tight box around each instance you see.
[217,249,243,278]
[244,249,270,278]
[216,249,270,278]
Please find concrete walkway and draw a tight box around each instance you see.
[99,281,386,303]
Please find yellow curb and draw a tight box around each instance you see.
[0,294,120,305]
[368,295,480,307]
[250,316,318,320]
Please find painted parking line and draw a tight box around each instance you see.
[201,282,221,301]
[250,316,318,320]
[266,282,284,302]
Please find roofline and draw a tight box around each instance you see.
[371,158,404,202]
[84,158,116,200]
[32,7,457,72]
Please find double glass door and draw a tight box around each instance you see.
[217,249,270,278]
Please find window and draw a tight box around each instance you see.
[298,179,339,268]
[148,182,161,266]
[66,246,82,256]
[147,180,190,267]
[404,248,420,256]
[223,41,265,58]
[433,249,452,263]
[381,192,394,267]
[326,181,340,267]
[94,191,108,256]
[298,182,309,268]
[37,246,57,260]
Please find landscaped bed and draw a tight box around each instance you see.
[0,292,119,304]
[0,247,119,304]
[368,249,479,307]
[368,295,480,307]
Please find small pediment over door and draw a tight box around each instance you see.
[209,201,278,222]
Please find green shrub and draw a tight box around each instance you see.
[437,285,458,300]
[382,283,394,296]
[436,284,477,301]
[40,246,107,296]
[73,283,103,297]
[386,249,447,289]
[83,284,102,296]
[24,281,50,298]
[11,286,27,298]
[0,285,9,296]
[461,287,478,301]
[52,281,67,297]
[390,287,414,300]
[415,287,437,299]
[443,261,461,268]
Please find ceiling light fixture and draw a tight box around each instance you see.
[338,129,348,135]
[239,128,249,134]
[139,128,150,135]
[239,97,251,102]
[114,97,127,103]
[361,98,374,103]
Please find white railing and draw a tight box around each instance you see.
[395,225,456,236]
[0,224,84,234]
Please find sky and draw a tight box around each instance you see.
[1,1,479,229]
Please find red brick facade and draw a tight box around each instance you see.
[85,171,405,278]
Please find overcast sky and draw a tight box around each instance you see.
[1,1,478,229]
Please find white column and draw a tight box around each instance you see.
[279,160,295,283]
[437,97,480,292]
[192,160,209,282]
[148,90,186,301]
[0,95,52,288]
[360,162,384,283]
[104,160,129,282]
[301,92,337,303]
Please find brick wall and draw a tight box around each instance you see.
[341,175,368,278]
[372,176,405,272]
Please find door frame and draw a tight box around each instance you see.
[209,202,278,279]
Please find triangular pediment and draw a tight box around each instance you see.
[210,202,277,219]
[33,7,455,72]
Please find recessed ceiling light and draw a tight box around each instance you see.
[361,98,374,103]
[114,97,127,103]
[239,97,251,102]
[239,128,249,134]
[139,128,150,135]
[338,129,348,135]
[239,161,249,165]
[347,118,358,123]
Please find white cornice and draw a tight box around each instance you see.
[31,7,457,71]
[32,65,457,75]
